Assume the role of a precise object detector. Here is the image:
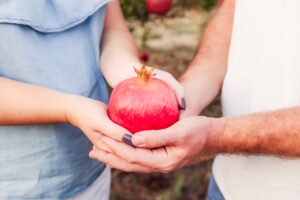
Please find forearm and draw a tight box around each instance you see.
[0,77,71,125]
[211,107,300,157]
[180,0,235,115]
[100,29,140,87]
[100,1,140,88]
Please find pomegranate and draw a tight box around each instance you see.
[108,65,179,133]
[139,52,149,62]
[146,0,172,15]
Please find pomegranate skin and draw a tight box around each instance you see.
[146,0,172,15]
[108,77,179,133]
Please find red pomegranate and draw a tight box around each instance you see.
[108,65,179,133]
[146,0,172,15]
[139,52,149,62]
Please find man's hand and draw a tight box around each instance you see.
[89,116,221,173]
[89,106,300,173]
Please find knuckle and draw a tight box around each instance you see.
[122,168,131,173]
[93,133,103,141]
[127,156,137,164]
[94,140,104,149]
[160,167,173,173]
[123,165,135,173]
[106,164,113,169]
[160,162,176,173]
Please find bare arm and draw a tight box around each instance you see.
[0,77,70,125]
[180,0,235,117]
[100,0,141,88]
[212,107,300,157]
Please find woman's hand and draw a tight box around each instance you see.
[154,67,186,110]
[89,116,223,173]
[65,95,131,152]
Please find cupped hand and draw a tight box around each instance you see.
[66,95,132,152]
[89,116,222,173]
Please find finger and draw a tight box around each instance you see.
[98,115,132,142]
[89,149,155,173]
[93,143,112,153]
[179,110,190,120]
[100,135,169,167]
[132,126,179,148]
[86,132,112,152]
[156,72,186,110]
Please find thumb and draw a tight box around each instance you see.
[132,128,177,148]
[100,118,132,142]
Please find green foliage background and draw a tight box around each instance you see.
[178,0,218,10]
[120,0,148,23]
[120,0,218,21]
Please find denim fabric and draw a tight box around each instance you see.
[0,0,112,33]
[0,0,112,199]
[206,175,225,200]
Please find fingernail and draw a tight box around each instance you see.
[181,98,186,110]
[122,134,134,147]
[133,135,145,147]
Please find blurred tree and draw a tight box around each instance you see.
[197,0,218,10]
[120,0,149,24]
[175,0,218,10]
[120,0,217,21]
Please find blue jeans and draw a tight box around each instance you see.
[206,175,225,200]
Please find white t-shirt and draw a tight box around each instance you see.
[213,0,300,199]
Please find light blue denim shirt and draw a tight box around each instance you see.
[0,0,112,199]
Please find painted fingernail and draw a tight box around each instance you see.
[122,134,134,147]
[181,98,186,110]
[133,135,145,147]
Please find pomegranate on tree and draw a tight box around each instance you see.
[139,52,149,62]
[108,65,179,133]
[146,0,172,15]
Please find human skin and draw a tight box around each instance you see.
[0,1,183,151]
[89,0,300,173]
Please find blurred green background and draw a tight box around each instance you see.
[110,1,221,199]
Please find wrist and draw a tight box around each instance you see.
[179,80,207,116]
[101,60,141,88]
[64,94,86,125]
[48,92,79,124]
[204,117,228,156]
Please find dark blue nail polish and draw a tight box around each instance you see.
[181,98,186,110]
[122,134,134,147]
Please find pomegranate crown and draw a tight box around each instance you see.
[134,64,156,80]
